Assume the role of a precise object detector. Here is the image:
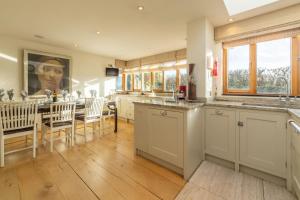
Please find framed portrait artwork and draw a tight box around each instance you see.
[24,50,72,96]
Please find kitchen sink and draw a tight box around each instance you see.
[242,102,292,108]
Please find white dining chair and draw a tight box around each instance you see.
[0,101,38,167]
[75,98,104,142]
[41,102,76,152]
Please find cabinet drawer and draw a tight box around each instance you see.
[205,108,236,161]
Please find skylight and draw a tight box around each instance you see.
[223,0,279,16]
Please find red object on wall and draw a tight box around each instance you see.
[212,59,218,77]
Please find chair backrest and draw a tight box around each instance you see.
[84,98,104,118]
[0,101,38,132]
[50,102,76,124]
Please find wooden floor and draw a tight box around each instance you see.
[0,120,185,200]
[1,120,298,200]
[176,161,297,200]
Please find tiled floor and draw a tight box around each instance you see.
[176,161,297,200]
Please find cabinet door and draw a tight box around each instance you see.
[205,108,236,161]
[239,111,286,178]
[134,105,148,152]
[147,108,184,167]
[291,124,300,198]
[119,98,127,118]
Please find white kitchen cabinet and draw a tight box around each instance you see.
[290,120,300,198]
[205,108,236,162]
[147,108,184,167]
[134,105,148,152]
[239,111,287,178]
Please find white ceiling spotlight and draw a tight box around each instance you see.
[137,6,144,11]
[223,0,279,16]
[228,18,233,22]
[96,31,100,35]
[74,43,78,47]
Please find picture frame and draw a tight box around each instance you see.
[23,49,72,96]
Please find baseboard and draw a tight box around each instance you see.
[205,153,287,187]
[136,149,183,176]
[205,154,235,170]
[239,165,287,187]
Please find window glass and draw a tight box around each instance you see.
[142,72,151,91]
[179,68,188,86]
[116,73,122,91]
[152,71,163,90]
[164,70,177,92]
[125,73,133,91]
[256,38,291,94]
[227,45,250,90]
[134,72,142,90]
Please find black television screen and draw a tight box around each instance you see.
[106,67,119,77]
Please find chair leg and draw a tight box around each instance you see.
[0,135,4,167]
[33,130,36,158]
[42,124,46,147]
[50,130,54,152]
[71,124,75,146]
[98,120,101,136]
[74,121,77,142]
[84,123,87,143]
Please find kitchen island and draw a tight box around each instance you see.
[133,100,204,180]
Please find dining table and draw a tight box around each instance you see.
[37,101,118,133]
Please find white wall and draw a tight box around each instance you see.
[187,17,215,100]
[0,35,115,98]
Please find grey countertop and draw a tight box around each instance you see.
[133,100,204,110]
[132,98,300,118]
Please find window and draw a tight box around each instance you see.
[125,73,133,91]
[116,73,123,91]
[256,38,291,94]
[152,71,163,91]
[179,68,188,86]
[134,72,142,91]
[142,72,151,91]
[223,36,294,96]
[226,45,250,91]
[164,70,177,92]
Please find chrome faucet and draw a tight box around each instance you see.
[274,76,290,103]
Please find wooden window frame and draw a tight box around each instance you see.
[223,37,298,96]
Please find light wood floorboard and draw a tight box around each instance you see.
[0,120,185,200]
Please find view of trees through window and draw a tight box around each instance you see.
[256,38,291,94]
[164,70,177,92]
[227,45,250,90]
[153,71,163,90]
[179,68,188,86]
[116,73,122,91]
[226,37,292,95]
[142,72,151,91]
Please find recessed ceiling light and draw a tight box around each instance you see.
[228,18,233,22]
[96,31,100,35]
[137,6,144,11]
[74,44,78,47]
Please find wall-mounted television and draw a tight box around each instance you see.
[105,67,119,77]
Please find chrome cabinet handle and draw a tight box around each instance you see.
[160,110,167,116]
[238,121,244,127]
[215,110,223,115]
[288,120,300,135]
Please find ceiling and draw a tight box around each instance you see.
[0,0,299,60]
